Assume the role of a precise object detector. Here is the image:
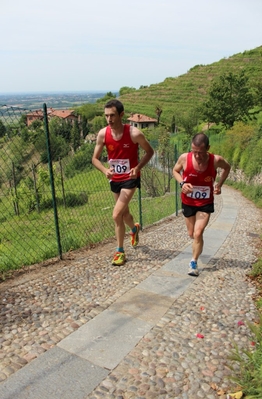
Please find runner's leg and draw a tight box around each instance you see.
[191,211,210,261]
[112,187,137,248]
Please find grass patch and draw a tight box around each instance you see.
[0,166,180,275]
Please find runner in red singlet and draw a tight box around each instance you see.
[92,99,154,266]
[173,133,231,276]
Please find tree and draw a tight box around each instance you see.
[49,117,71,142]
[202,71,254,128]
[253,79,262,107]
[175,108,200,138]
[36,131,70,163]
[155,105,162,125]
[170,115,176,133]
[0,119,6,137]
[71,120,81,152]
[77,103,102,120]
[81,115,89,138]
[91,115,105,133]
[96,92,116,103]
[119,86,136,96]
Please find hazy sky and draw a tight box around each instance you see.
[1,0,262,94]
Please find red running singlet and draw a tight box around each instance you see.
[181,152,217,207]
[105,124,139,183]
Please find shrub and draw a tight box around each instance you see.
[64,192,88,207]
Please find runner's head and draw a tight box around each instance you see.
[191,133,209,149]
[104,99,124,115]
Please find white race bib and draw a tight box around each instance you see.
[108,159,130,174]
[186,185,211,200]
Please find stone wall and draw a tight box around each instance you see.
[227,168,262,185]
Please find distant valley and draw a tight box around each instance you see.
[0,91,117,111]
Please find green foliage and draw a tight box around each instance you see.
[77,103,103,120]
[20,126,30,142]
[81,115,89,137]
[203,71,254,128]
[15,165,60,213]
[36,132,70,163]
[25,120,45,144]
[64,143,95,177]
[29,119,43,131]
[91,115,105,133]
[1,136,28,185]
[96,91,117,104]
[229,315,262,398]
[71,119,81,151]
[243,137,262,177]
[0,119,6,137]
[249,259,262,279]
[115,46,262,128]
[18,114,27,128]
[222,122,254,168]
[119,86,136,96]
[49,117,71,142]
[63,191,88,207]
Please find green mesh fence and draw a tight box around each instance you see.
[0,104,180,274]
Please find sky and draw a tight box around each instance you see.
[1,0,262,94]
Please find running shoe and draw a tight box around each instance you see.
[130,223,140,247]
[112,252,126,266]
[188,260,199,276]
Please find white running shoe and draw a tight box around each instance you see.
[188,260,199,276]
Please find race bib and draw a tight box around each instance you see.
[186,185,211,200]
[108,159,130,174]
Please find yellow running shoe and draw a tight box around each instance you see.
[112,252,126,266]
[130,223,140,247]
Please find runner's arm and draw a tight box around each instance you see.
[130,128,154,177]
[214,156,231,194]
[173,154,193,193]
[173,155,185,184]
[92,129,114,179]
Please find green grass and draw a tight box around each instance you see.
[0,165,180,275]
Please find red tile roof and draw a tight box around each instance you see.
[127,113,157,123]
[50,109,76,119]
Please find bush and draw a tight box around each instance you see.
[64,192,88,207]
[64,143,95,177]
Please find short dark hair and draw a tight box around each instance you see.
[191,133,209,149]
[104,99,124,115]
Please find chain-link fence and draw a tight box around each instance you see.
[0,104,180,274]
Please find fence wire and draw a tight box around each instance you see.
[0,104,180,274]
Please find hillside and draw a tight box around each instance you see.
[119,46,262,126]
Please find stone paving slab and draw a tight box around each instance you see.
[0,346,108,399]
[109,288,175,321]
[58,309,153,370]
[135,273,192,298]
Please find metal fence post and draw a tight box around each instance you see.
[43,103,63,259]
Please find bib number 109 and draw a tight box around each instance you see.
[108,159,130,174]
[186,185,211,199]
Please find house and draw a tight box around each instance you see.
[127,113,157,129]
[26,108,78,127]
[26,110,45,126]
[49,109,78,125]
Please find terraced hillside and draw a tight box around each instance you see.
[119,46,262,126]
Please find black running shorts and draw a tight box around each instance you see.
[110,177,141,194]
[182,202,214,218]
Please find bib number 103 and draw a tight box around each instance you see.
[186,185,211,199]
